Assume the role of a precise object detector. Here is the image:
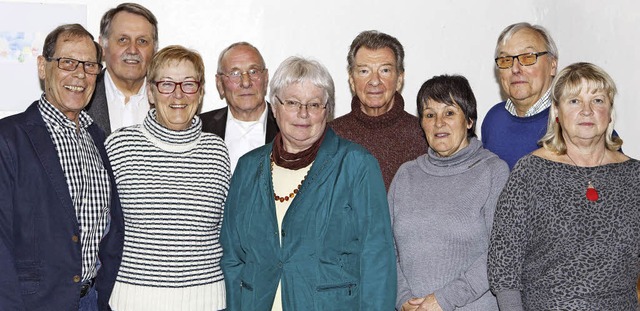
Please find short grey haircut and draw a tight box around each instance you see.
[347,30,405,74]
[494,22,558,60]
[100,3,158,51]
[269,56,335,119]
[216,42,265,74]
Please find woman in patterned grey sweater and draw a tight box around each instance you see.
[489,62,640,310]
[389,75,509,311]
[106,46,230,311]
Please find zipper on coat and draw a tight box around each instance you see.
[240,280,253,291]
[316,282,355,296]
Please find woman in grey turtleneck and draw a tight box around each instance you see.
[388,75,509,311]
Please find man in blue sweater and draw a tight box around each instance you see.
[481,23,558,169]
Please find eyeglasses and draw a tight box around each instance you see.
[47,57,103,75]
[218,68,266,84]
[494,51,549,69]
[275,95,326,113]
[152,80,201,94]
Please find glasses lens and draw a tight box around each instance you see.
[181,82,199,94]
[307,103,323,113]
[58,58,79,71]
[247,69,263,81]
[157,81,176,94]
[518,54,537,66]
[228,71,242,83]
[496,57,513,69]
[83,62,101,75]
[283,101,299,111]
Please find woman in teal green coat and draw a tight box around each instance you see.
[220,56,396,311]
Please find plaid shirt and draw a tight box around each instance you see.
[38,95,111,282]
[505,88,552,117]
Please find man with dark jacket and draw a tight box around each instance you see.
[86,3,158,135]
[0,24,124,311]
[201,42,279,173]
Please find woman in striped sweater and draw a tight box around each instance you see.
[105,45,230,311]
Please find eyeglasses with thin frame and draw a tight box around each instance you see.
[494,51,549,69]
[275,95,326,114]
[152,80,201,94]
[46,57,103,75]
[218,68,266,84]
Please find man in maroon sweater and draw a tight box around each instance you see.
[330,30,427,190]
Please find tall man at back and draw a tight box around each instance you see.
[330,30,427,189]
[201,42,278,173]
[481,22,558,169]
[0,24,124,311]
[86,2,158,135]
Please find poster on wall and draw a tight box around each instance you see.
[0,2,86,116]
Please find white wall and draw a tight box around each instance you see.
[2,0,638,158]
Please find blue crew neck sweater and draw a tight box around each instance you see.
[481,102,549,170]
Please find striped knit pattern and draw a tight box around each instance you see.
[106,109,230,288]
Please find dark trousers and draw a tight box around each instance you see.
[78,286,98,311]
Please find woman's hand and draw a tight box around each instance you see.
[401,294,443,311]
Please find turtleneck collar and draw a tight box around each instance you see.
[350,91,407,129]
[418,138,488,176]
[141,108,203,152]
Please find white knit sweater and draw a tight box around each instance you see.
[105,109,230,289]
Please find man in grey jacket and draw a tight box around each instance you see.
[86,3,158,135]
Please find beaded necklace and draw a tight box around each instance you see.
[271,156,307,203]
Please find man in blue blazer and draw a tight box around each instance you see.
[0,24,124,311]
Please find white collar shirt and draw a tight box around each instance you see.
[225,105,268,173]
[104,70,150,131]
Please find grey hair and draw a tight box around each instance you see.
[269,56,335,119]
[216,42,265,74]
[100,3,158,51]
[494,22,558,60]
[347,30,405,74]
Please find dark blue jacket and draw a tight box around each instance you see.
[0,101,124,311]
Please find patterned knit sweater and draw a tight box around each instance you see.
[489,155,640,310]
[330,92,428,189]
[105,109,230,287]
